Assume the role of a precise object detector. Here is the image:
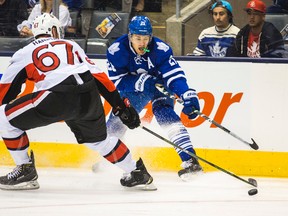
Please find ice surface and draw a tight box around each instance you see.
[0,162,287,216]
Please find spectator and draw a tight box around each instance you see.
[94,0,122,11]
[62,0,83,12]
[235,0,286,58]
[0,0,28,36]
[134,0,145,12]
[18,0,72,37]
[191,0,239,57]
[267,0,288,14]
[24,0,39,10]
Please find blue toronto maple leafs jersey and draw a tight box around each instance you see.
[107,34,190,97]
[193,24,240,57]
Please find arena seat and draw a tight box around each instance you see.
[265,14,288,32]
[0,37,33,53]
[0,36,87,54]
[82,0,94,9]
[86,11,130,54]
[68,38,87,52]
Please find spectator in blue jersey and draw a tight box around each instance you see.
[191,0,239,57]
[106,15,202,180]
[235,0,286,58]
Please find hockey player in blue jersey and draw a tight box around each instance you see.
[106,15,202,180]
[191,0,239,57]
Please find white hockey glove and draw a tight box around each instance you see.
[181,89,200,119]
[134,73,157,92]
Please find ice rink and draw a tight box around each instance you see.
[0,162,287,216]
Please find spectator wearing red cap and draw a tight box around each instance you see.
[235,0,286,58]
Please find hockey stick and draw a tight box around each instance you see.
[155,84,259,150]
[141,125,257,188]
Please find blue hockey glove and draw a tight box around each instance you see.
[181,89,200,119]
[134,73,157,92]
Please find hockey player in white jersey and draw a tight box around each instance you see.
[0,13,155,190]
[106,15,202,180]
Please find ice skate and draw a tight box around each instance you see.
[120,158,157,191]
[178,157,203,181]
[0,150,39,190]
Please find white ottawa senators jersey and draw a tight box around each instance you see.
[0,37,103,104]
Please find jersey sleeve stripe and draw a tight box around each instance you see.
[162,68,183,78]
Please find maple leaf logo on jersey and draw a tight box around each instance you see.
[247,41,260,58]
[156,42,169,52]
[108,42,120,55]
[209,41,228,57]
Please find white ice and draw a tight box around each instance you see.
[0,162,287,216]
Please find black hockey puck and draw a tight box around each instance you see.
[248,189,258,196]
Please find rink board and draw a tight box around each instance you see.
[0,141,287,177]
[1,56,288,177]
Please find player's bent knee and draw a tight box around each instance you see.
[0,105,24,138]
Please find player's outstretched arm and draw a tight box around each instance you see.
[93,73,140,129]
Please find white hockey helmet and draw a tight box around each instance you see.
[32,13,64,39]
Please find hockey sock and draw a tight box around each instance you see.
[2,132,30,165]
[166,122,195,161]
[0,105,30,165]
[84,136,136,173]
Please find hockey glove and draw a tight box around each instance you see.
[181,89,200,119]
[134,73,158,92]
[113,98,141,129]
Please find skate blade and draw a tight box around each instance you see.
[179,170,203,182]
[124,182,157,191]
[0,180,40,191]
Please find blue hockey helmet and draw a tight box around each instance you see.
[210,0,233,14]
[128,16,152,36]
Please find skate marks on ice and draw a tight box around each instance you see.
[0,167,287,216]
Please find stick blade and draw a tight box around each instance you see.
[248,178,258,187]
[250,138,259,150]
